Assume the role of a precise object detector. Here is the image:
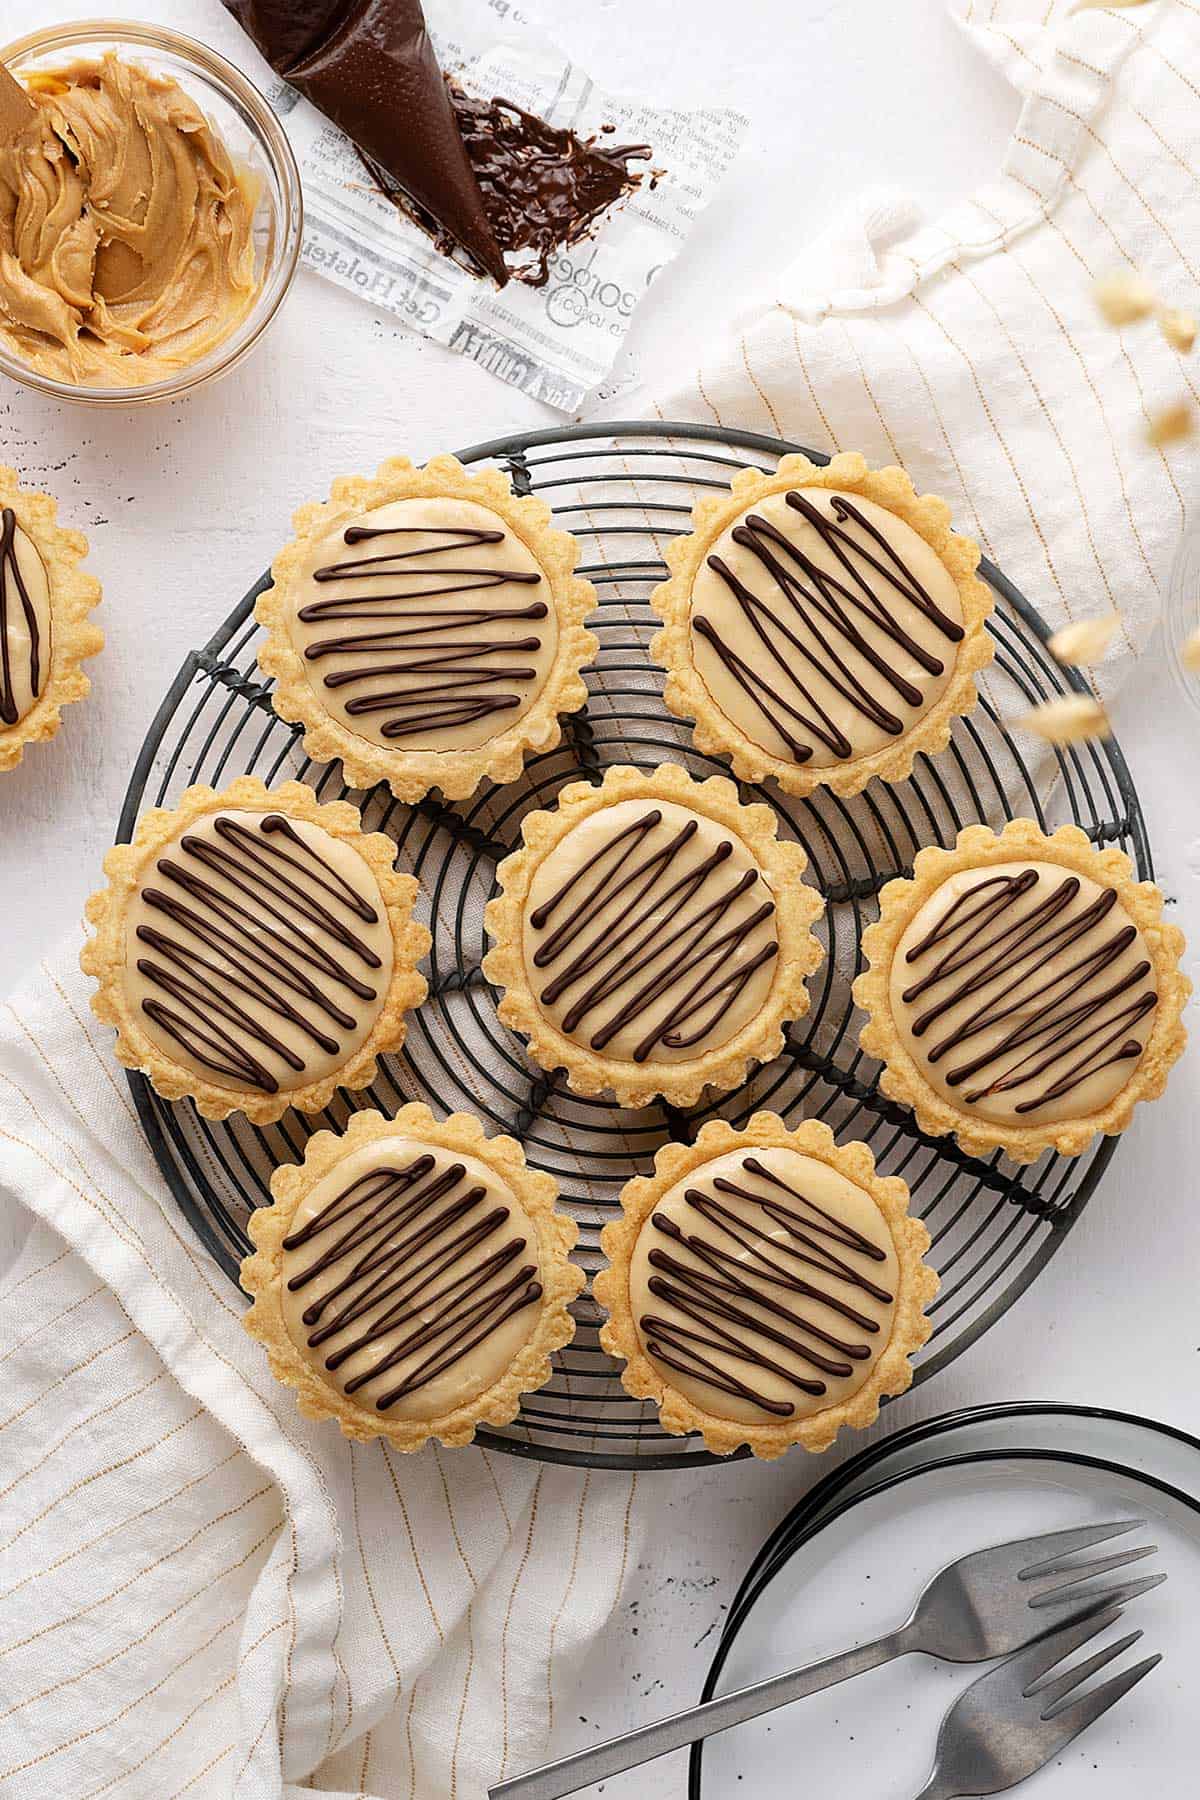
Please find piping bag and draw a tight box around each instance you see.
[221,0,509,285]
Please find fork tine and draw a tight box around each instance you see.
[1032,1627,1144,1710]
[1030,1569,1166,1611]
[1001,1603,1124,1688]
[1041,1651,1162,1735]
[1018,1520,1145,1577]
[1025,1543,1158,1593]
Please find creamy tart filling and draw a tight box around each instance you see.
[687,486,965,771]
[121,807,395,1096]
[279,1135,543,1422]
[520,796,780,1066]
[0,505,52,729]
[284,494,559,755]
[890,859,1158,1127]
[628,1145,900,1427]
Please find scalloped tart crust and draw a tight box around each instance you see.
[891,857,1157,1130]
[120,807,395,1097]
[279,1133,543,1423]
[483,764,824,1108]
[628,1143,901,1427]
[257,455,597,803]
[0,465,103,773]
[282,494,560,756]
[241,1103,584,1450]
[854,821,1190,1162]
[650,452,994,798]
[81,777,428,1125]
[596,1114,936,1458]
[689,485,965,771]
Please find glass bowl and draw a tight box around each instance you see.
[0,18,302,406]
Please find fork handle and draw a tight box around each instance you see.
[489,1627,911,1800]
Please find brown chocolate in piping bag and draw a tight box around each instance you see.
[221,0,346,72]
[222,0,509,285]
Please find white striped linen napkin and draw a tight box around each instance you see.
[0,934,641,1799]
[2,4,1199,1798]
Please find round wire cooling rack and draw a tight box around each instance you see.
[117,420,1151,1471]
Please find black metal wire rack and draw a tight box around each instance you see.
[118,421,1150,1470]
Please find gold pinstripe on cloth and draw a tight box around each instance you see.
[0,938,642,1799]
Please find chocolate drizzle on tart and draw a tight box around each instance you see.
[122,809,394,1095]
[628,1146,900,1426]
[302,517,545,742]
[287,496,559,755]
[893,861,1158,1123]
[488,766,823,1107]
[692,488,965,770]
[280,1147,542,1414]
[524,799,780,1066]
[242,1104,583,1444]
[0,505,47,728]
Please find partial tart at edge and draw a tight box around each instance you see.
[81,776,430,1124]
[649,451,994,797]
[482,762,825,1109]
[0,465,103,773]
[854,819,1190,1163]
[241,1103,584,1450]
[257,453,598,802]
[595,1113,937,1459]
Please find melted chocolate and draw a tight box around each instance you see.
[284,1151,541,1410]
[0,506,42,728]
[134,813,383,1095]
[448,86,650,288]
[529,809,778,1064]
[902,868,1157,1114]
[301,522,546,742]
[697,492,964,765]
[639,1155,893,1418]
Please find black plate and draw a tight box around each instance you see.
[691,1401,1200,1793]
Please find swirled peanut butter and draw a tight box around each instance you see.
[0,55,260,386]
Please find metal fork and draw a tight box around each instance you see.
[490,1520,1163,1800]
[913,1602,1162,1799]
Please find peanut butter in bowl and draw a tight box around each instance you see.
[0,50,267,390]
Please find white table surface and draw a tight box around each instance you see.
[2,3,1197,1795]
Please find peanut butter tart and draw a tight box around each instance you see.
[0,466,102,772]
[258,454,597,801]
[596,1114,936,1458]
[241,1104,583,1449]
[650,451,994,796]
[855,821,1190,1162]
[483,763,825,1108]
[81,777,429,1123]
